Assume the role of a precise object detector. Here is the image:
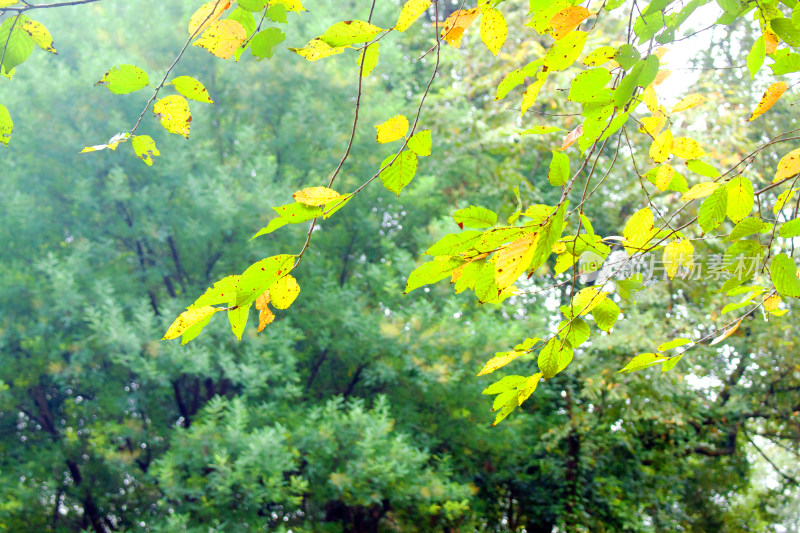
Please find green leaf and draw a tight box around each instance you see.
[380,151,418,195]
[548,150,570,186]
[358,42,380,77]
[169,75,214,103]
[726,217,769,241]
[686,159,720,178]
[592,298,620,331]
[266,3,288,23]
[405,257,465,293]
[238,0,267,11]
[747,36,765,80]
[425,231,483,256]
[543,30,587,71]
[538,338,573,379]
[614,44,640,69]
[725,176,754,223]
[453,206,497,229]
[163,306,220,340]
[568,68,612,103]
[771,17,800,47]
[530,201,567,271]
[190,275,240,308]
[619,352,667,373]
[779,218,800,238]
[97,64,150,94]
[770,253,800,298]
[0,19,34,74]
[661,355,683,373]
[558,318,591,347]
[657,338,691,351]
[407,129,431,156]
[318,20,383,47]
[698,186,728,233]
[131,135,160,166]
[228,302,252,340]
[715,0,740,14]
[251,28,286,60]
[769,49,800,75]
[228,7,256,36]
[0,104,12,147]
[236,255,295,307]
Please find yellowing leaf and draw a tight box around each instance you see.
[495,233,539,290]
[726,176,754,223]
[619,353,668,373]
[654,69,672,85]
[80,132,130,153]
[623,207,654,251]
[269,0,305,11]
[441,8,480,48]
[763,293,781,311]
[544,30,587,70]
[358,42,379,76]
[671,137,705,159]
[163,306,219,340]
[153,95,191,138]
[189,0,231,35]
[293,186,341,206]
[97,64,150,94]
[255,291,275,332]
[643,85,659,113]
[583,45,616,66]
[559,124,582,150]
[549,6,590,40]
[20,18,56,53]
[663,239,694,279]
[681,182,720,201]
[480,7,507,56]
[520,71,548,116]
[649,129,673,163]
[774,147,800,183]
[671,93,705,112]
[0,104,12,147]
[289,38,346,61]
[169,75,214,103]
[748,81,788,121]
[269,274,300,309]
[641,113,667,137]
[407,129,432,156]
[477,350,521,376]
[131,135,160,166]
[193,19,247,59]
[375,114,409,143]
[571,286,609,315]
[518,373,543,405]
[709,319,742,345]
[655,163,675,191]
[396,0,431,32]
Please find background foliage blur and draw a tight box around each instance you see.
[1,1,799,531]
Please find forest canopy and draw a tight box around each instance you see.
[1,0,800,531]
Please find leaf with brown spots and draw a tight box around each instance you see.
[748,81,787,121]
[441,8,479,48]
[169,76,214,103]
[494,233,539,290]
[193,19,247,59]
[774,147,800,183]
[549,6,590,40]
[153,95,192,138]
[163,306,220,340]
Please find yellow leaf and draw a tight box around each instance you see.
[255,291,275,332]
[671,136,705,159]
[188,0,231,36]
[654,69,672,85]
[269,0,306,12]
[763,293,781,312]
[583,45,616,66]
[774,147,800,183]
[269,274,300,309]
[521,71,548,116]
[480,7,507,56]
[671,93,705,113]
[477,351,521,376]
[571,286,609,315]
[764,28,779,54]
[293,186,341,206]
[193,19,247,59]
[441,8,480,48]
[623,207,654,251]
[681,182,720,201]
[495,233,539,289]
[641,113,667,137]
[549,6,590,40]
[0,1,19,6]
[663,239,694,279]
[319,20,383,47]
[655,163,675,191]
[132,135,160,166]
[395,0,431,32]
[289,38,346,61]
[748,81,788,121]
[375,114,409,143]
[20,18,56,53]
[153,95,191,138]
[649,129,673,163]
[163,306,219,340]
